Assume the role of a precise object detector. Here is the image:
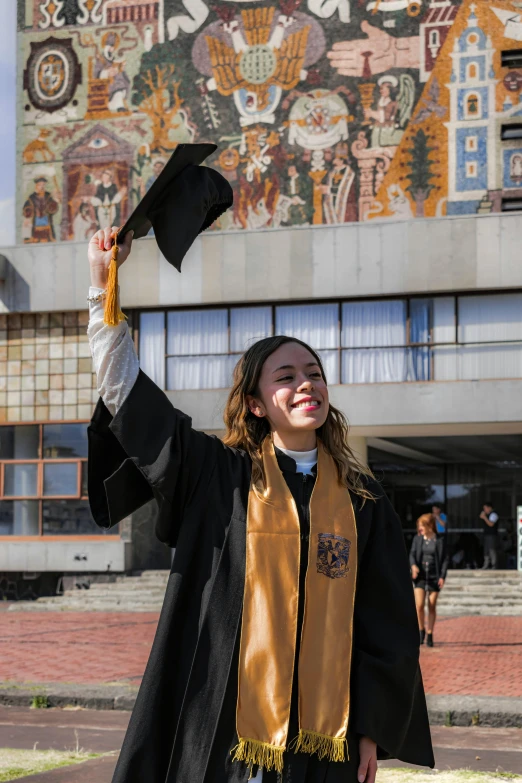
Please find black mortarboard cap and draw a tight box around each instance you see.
[118,143,233,271]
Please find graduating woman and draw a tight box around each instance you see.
[87,226,434,783]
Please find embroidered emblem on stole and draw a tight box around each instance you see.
[316,533,351,579]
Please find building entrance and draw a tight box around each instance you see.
[368,435,522,570]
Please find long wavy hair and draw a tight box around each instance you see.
[223,336,375,501]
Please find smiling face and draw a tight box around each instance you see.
[246,341,329,450]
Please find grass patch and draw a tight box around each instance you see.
[378,770,521,782]
[0,749,102,781]
[30,694,49,709]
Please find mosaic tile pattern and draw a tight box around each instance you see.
[0,312,98,423]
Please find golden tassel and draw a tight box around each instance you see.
[231,738,285,778]
[103,237,126,326]
[291,730,348,763]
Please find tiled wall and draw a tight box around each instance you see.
[0,312,97,422]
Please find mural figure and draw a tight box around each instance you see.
[192,4,326,126]
[73,201,97,241]
[510,152,522,181]
[319,143,358,223]
[93,32,131,113]
[23,176,60,243]
[286,87,353,150]
[364,74,415,147]
[284,164,313,223]
[90,168,127,229]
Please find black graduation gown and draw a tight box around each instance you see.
[88,371,435,783]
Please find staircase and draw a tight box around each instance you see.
[8,571,169,612]
[437,570,522,616]
[9,569,522,615]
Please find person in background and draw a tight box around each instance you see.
[432,504,448,537]
[480,502,499,570]
[410,514,448,648]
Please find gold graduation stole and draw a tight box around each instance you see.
[233,436,358,774]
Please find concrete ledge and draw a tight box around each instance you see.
[0,683,520,728]
[427,694,522,728]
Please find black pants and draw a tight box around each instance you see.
[262,733,360,783]
[483,536,498,569]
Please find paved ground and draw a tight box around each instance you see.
[0,707,521,781]
[1,613,521,696]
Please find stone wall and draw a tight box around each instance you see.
[0,310,97,422]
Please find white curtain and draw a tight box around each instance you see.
[317,350,340,384]
[13,500,39,535]
[433,297,456,344]
[140,312,165,389]
[167,354,238,391]
[276,304,339,348]
[167,310,228,355]
[230,307,272,353]
[341,300,407,347]
[342,348,408,384]
[433,343,522,381]
[458,294,522,343]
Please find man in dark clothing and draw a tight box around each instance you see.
[480,502,499,570]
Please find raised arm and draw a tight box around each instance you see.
[86,227,219,546]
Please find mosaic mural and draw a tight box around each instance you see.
[16,0,522,242]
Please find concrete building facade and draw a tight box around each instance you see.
[1,0,521,592]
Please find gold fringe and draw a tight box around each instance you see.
[231,738,285,778]
[103,240,126,326]
[291,730,348,763]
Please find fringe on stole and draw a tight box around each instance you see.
[290,730,348,763]
[103,244,126,327]
[231,738,285,777]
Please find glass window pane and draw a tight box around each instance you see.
[43,424,88,459]
[0,500,39,536]
[342,301,406,347]
[458,293,522,343]
[167,355,237,390]
[167,310,228,356]
[317,350,339,384]
[276,305,339,349]
[230,307,272,353]
[42,499,102,535]
[4,464,38,497]
[410,299,432,344]
[0,426,39,459]
[433,297,456,344]
[81,462,88,497]
[342,348,409,383]
[140,312,165,389]
[43,463,78,496]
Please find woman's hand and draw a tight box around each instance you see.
[438,578,445,589]
[411,565,419,580]
[358,736,377,783]
[88,226,133,289]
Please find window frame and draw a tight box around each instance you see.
[0,420,119,541]
[135,289,522,391]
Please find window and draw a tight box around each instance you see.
[501,49,522,69]
[467,33,479,47]
[500,123,522,141]
[466,63,478,80]
[466,93,480,118]
[465,136,478,152]
[428,29,440,49]
[139,293,522,390]
[466,161,478,178]
[0,423,106,537]
[501,197,522,211]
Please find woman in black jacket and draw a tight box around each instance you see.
[410,514,448,648]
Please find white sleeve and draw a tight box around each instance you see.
[87,287,140,417]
